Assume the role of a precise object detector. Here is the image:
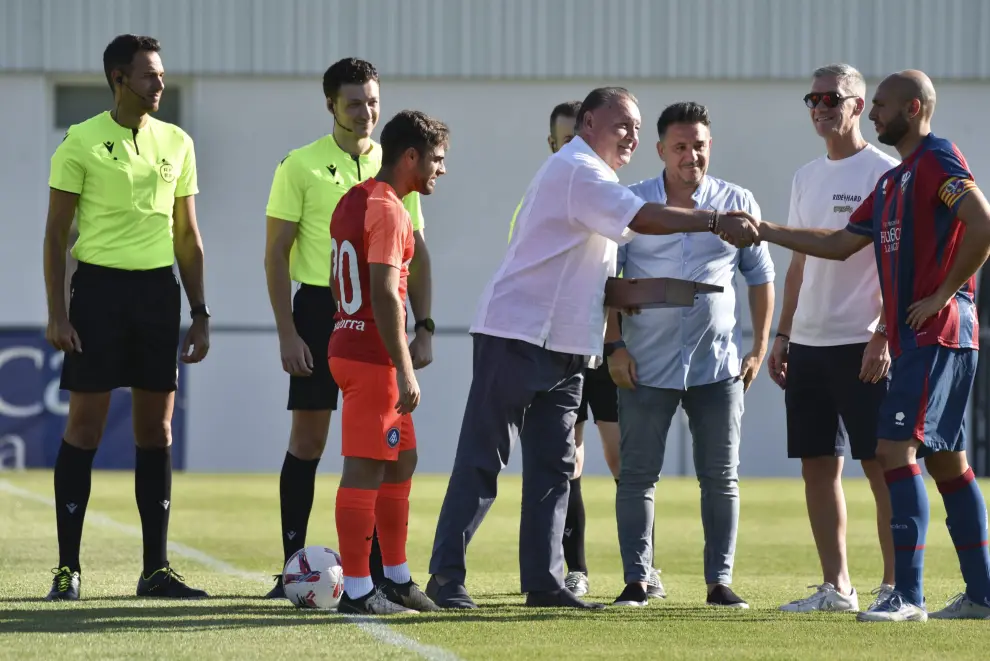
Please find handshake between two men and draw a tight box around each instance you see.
[712,211,763,249]
[626,203,786,251]
[711,210,860,264]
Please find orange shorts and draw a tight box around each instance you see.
[329,356,417,461]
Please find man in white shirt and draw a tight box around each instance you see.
[508,100,664,601]
[769,63,899,613]
[508,101,664,601]
[425,86,760,610]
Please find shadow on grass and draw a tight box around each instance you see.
[0,601,779,634]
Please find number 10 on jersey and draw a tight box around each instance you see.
[330,238,362,315]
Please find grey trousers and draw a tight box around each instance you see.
[616,377,744,585]
[428,333,585,593]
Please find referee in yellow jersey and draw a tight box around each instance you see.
[42,35,210,601]
[263,57,434,599]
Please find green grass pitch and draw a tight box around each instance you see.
[1,471,987,659]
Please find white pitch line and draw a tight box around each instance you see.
[0,479,464,661]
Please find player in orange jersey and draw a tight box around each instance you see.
[329,110,449,615]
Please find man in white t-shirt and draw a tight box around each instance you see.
[425,86,760,610]
[769,63,900,613]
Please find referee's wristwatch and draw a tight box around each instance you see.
[414,317,435,334]
[190,304,211,320]
[604,340,626,357]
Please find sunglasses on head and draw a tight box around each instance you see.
[803,91,856,108]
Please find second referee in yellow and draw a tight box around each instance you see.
[263,57,434,598]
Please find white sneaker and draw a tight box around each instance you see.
[646,568,666,599]
[564,571,589,597]
[856,591,927,622]
[779,583,859,613]
[929,592,990,620]
[868,583,896,610]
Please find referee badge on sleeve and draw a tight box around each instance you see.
[386,427,400,448]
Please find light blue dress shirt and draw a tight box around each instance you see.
[618,173,775,390]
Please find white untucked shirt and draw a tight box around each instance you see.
[788,143,900,346]
[470,136,646,364]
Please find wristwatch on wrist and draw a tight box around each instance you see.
[604,340,626,357]
[414,318,435,334]
[190,304,211,319]
[875,322,886,337]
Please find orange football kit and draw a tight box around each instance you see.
[328,178,416,587]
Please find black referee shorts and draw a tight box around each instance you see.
[784,342,887,461]
[61,261,181,393]
[287,284,340,411]
[576,361,619,425]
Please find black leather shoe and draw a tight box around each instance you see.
[525,588,605,609]
[425,575,478,609]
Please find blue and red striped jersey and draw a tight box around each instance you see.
[846,133,979,357]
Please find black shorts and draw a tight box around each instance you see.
[784,342,887,461]
[575,361,618,425]
[60,261,181,393]
[287,284,340,411]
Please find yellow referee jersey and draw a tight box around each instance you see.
[49,111,198,271]
[265,134,425,287]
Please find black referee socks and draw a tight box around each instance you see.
[135,445,172,576]
[278,452,321,563]
[54,440,97,574]
[563,476,588,575]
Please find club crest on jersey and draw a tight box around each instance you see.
[900,171,912,192]
[160,158,176,183]
[386,427,400,448]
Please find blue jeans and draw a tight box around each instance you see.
[615,377,744,586]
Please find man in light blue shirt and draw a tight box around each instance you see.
[606,102,775,609]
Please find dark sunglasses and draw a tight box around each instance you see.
[803,91,856,108]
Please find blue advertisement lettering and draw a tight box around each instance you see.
[0,330,185,470]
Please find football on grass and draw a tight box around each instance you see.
[282,545,344,609]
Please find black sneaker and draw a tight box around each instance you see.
[46,566,80,601]
[137,565,208,599]
[380,578,441,611]
[707,584,749,609]
[264,574,286,599]
[337,586,417,614]
[613,582,648,607]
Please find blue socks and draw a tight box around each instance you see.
[886,463,990,609]
[886,464,929,607]
[938,467,990,606]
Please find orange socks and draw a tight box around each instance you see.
[376,480,412,568]
[335,487,378,596]
[335,480,412,594]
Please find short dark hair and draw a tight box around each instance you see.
[103,34,161,92]
[322,58,379,100]
[576,87,638,130]
[549,101,581,134]
[656,102,710,140]
[380,110,450,167]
